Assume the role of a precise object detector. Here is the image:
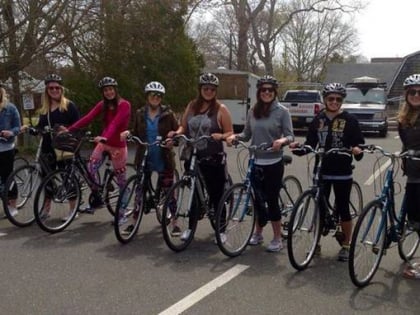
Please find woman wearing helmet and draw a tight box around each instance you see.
[398,74,420,279]
[0,83,21,217]
[21,74,80,221]
[290,82,364,261]
[120,81,179,233]
[227,75,294,252]
[66,76,131,212]
[169,72,233,241]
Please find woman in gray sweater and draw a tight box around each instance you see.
[227,75,294,252]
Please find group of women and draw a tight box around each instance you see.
[1,71,420,278]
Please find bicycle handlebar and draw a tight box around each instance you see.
[231,139,272,152]
[291,144,352,156]
[126,134,165,147]
[171,134,215,147]
[359,144,420,160]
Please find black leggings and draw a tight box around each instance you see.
[405,183,420,223]
[321,179,353,222]
[0,149,17,199]
[251,160,284,227]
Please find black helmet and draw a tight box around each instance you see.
[199,73,219,87]
[257,75,279,88]
[98,76,118,89]
[403,74,420,89]
[322,82,346,98]
[44,74,63,85]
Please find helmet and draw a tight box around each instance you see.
[44,74,63,85]
[199,73,219,87]
[144,81,165,94]
[98,76,118,89]
[403,74,420,89]
[322,82,346,98]
[257,75,279,88]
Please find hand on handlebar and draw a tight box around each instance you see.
[94,136,107,144]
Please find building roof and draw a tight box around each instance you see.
[324,62,402,88]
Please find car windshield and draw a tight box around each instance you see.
[344,88,386,104]
[283,92,320,102]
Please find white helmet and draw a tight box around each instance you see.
[403,74,420,89]
[144,81,165,94]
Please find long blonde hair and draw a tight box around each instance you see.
[397,92,420,128]
[39,86,70,115]
[0,86,8,110]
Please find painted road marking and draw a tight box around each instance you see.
[364,151,399,186]
[159,264,249,315]
[0,232,7,237]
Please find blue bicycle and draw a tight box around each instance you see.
[349,145,420,287]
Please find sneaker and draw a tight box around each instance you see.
[180,229,192,241]
[266,239,283,252]
[338,246,350,262]
[213,233,227,245]
[171,226,182,237]
[8,207,18,217]
[61,212,79,222]
[121,224,135,235]
[249,233,264,245]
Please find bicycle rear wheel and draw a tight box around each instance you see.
[161,179,197,252]
[114,175,144,244]
[104,172,120,216]
[215,183,255,257]
[349,200,386,287]
[287,190,321,271]
[34,169,81,233]
[3,165,40,227]
[280,175,303,238]
[398,220,420,261]
[350,181,363,218]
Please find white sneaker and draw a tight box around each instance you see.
[249,233,264,245]
[266,239,283,252]
[180,229,192,241]
[8,207,18,217]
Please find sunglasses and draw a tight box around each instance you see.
[149,92,163,98]
[260,87,275,93]
[326,96,343,103]
[47,86,61,91]
[202,86,216,92]
[407,89,420,97]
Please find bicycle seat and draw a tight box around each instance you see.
[283,155,292,165]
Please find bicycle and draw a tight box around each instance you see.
[348,145,420,287]
[114,135,179,244]
[214,140,302,257]
[33,131,122,233]
[3,129,53,227]
[160,134,232,252]
[287,145,363,271]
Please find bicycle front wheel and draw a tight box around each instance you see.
[34,170,81,233]
[156,168,180,224]
[287,190,321,271]
[280,175,303,238]
[3,165,41,227]
[350,181,363,218]
[104,172,120,216]
[398,220,420,261]
[161,179,198,252]
[114,175,144,244]
[215,183,255,257]
[349,200,386,287]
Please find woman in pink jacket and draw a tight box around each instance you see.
[67,76,131,212]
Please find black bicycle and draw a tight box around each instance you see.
[33,131,122,233]
[114,135,179,243]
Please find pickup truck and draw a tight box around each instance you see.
[281,90,323,128]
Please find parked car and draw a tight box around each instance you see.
[281,90,323,128]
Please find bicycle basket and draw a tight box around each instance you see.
[52,132,81,153]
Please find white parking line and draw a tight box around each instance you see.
[364,151,399,186]
[0,232,7,237]
[159,264,249,315]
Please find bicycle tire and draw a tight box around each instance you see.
[280,175,303,238]
[114,175,144,244]
[34,169,81,233]
[350,181,363,218]
[215,183,255,257]
[161,179,198,252]
[3,165,40,227]
[349,200,387,287]
[287,190,321,271]
[103,172,119,216]
[398,220,420,261]
[13,156,29,170]
[156,168,180,224]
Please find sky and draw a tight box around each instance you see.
[356,0,420,60]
